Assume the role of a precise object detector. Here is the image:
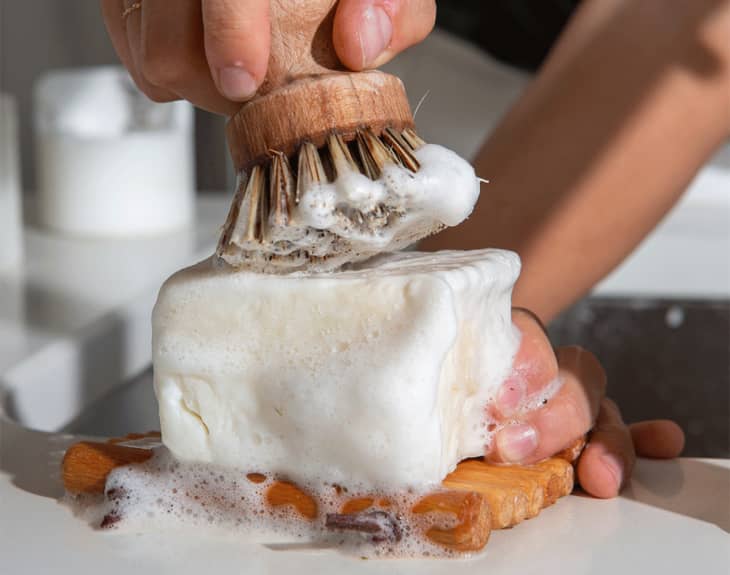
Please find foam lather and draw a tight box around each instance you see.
[152,249,521,491]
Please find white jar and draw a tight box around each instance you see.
[0,93,23,270]
[34,67,195,237]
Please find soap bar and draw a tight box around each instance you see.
[152,249,520,490]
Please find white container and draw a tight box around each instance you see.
[0,93,23,269]
[34,67,195,237]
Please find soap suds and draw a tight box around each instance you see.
[218,144,480,272]
[64,444,468,559]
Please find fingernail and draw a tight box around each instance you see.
[496,377,526,416]
[600,453,624,490]
[217,66,257,100]
[359,6,392,67]
[496,424,538,463]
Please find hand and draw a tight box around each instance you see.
[101,0,436,115]
[486,308,685,499]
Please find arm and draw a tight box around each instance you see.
[421,0,730,322]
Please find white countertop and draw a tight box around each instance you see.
[1,419,728,574]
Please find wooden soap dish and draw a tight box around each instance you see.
[62,433,581,553]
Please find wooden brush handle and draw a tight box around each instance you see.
[258,0,342,95]
[226,0,414,172]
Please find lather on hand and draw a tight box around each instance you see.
[495,309,684,498]
[100,0,686,498]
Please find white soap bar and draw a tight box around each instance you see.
[153,249,520,490]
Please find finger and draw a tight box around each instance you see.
[333,0,437,70]
[494,308,558,417]
[577,399,636,499]
[491,346,605,464]
[116,0,178,102]
[629,420,685,458]
[101,0,136,72]
[201,0,269,102]
[139,0,239,115]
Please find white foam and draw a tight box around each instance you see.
[221,144,481,272]
[63,445,470,558]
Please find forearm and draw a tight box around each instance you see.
[421,0,730,322]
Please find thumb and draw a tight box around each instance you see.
[333,0,436,70]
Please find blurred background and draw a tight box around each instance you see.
[1,1,728,457]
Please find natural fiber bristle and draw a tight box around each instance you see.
[328,132,358,177]
[241,165,266,243]
[357,129,396,180]
[296,142,326,205]
[401,128,426,150]
[219,127,427,246]
[382,127,420,172]
[269,151,295,231]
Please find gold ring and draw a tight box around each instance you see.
[122,2,142,18]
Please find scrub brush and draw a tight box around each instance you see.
[216,0,443,272]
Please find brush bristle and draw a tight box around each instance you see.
[218,127,426,251]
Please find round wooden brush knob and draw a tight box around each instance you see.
[226,0,414,172]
